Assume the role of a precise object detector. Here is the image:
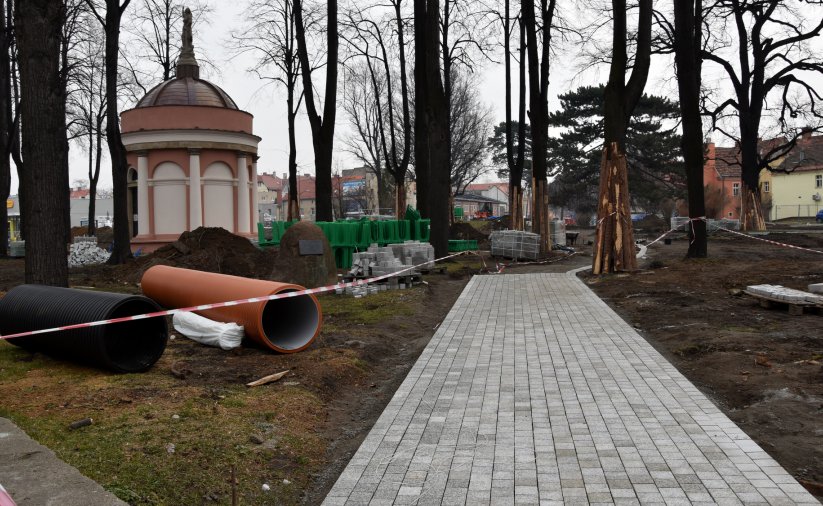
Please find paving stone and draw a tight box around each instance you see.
[321,274,817,505]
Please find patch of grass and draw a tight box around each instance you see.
[319,288,420,325]
[0,345,328,506]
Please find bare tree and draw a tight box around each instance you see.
[522,0,557,251]
[233,0,305,220]
[449,70,493,210]
[294,0,338,221]
[671,0,707,257]
[591,0,651,274]
[341,1,413,218]
[701,0,823,231]
[85,0,133,264]
[124,0,211,86]
[500,0,527,229]
[341,61,392,212]
[15,0,70,285]
[72,26,108,236]
[0,0,12,257]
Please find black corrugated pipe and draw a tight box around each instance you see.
[0,285,168,373]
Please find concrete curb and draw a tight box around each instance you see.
[0,417,127,506]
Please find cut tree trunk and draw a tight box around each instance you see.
[740,182,766,231]
[532,178,549,253]
[592,143,637,274]
[509,185,523,231]
[395,182,406,219]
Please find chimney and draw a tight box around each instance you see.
[281,172,287,180]
[801,126,814,141]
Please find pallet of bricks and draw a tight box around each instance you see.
[340,241,434,295]
[744,283,823,316]
[489,230,540,260]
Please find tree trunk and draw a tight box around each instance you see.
[424,0,449,258]
[740,182,765,231]
[413,0,429,218]
[287,97,299,221]
[592,0,651,274]
[0,0,10,258]
[673,0,707,257]
[15,0,69,286]
[293,0,337,222]
[395,177,406,218]
[103,0,132,264]
[522,0,554,250]
[592,143,636,274]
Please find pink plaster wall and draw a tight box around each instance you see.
[121,106,253,134]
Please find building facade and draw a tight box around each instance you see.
[120,11,260,252]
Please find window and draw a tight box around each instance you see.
[763,181,770,193]
[816,174,822,188]
[732,182,740,196]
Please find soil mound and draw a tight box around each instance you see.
[449,222,488,241]
[271,221,337,288]
[118,227,274,283]
[450,222,490,249]
[69,226,114,249]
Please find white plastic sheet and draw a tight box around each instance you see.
[172,312,244,350]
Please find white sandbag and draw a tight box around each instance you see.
[172,312,244,350]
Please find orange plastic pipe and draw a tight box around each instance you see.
[141,265,322,353]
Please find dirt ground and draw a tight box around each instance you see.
[1,223,822,502]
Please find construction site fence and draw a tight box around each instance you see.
[670,217,740,232]
[257,219,431,269]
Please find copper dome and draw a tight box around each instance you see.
[135,77,238,109]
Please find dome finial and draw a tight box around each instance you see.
[176,7,200,79]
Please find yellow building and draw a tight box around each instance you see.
[768,133,823,221]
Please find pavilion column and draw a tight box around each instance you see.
[237,152,250,233]
[251,155,259,230]
[137,151,150,235]
[189,149,202,229]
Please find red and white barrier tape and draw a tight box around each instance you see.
[0,250,472,341]
[714,225,823,255]
[0,484,16,506]
[644,216,823,255]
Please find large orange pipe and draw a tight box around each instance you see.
[141,265,322,353]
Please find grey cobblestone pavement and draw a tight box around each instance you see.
[323,273,819,505]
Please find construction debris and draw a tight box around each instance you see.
[68,240,111,267]
[246,370,290,387]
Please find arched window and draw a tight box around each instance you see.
[152,162,187,234]
[203,161,235,231]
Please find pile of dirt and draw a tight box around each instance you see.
[450,222,490,249]
[271,221,337,288]
[69,226,114,249]
[117,227,274,283]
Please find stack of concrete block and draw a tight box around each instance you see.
[746,284,823,304]
[549,220,566,248]
[349,241,434,278]
[490,230,540,260]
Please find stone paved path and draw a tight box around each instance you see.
[323,273,819,505]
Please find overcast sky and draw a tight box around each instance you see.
[13,1,816,194]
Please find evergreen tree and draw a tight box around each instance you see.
[549,85,684,214]
[488,121,532,185]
